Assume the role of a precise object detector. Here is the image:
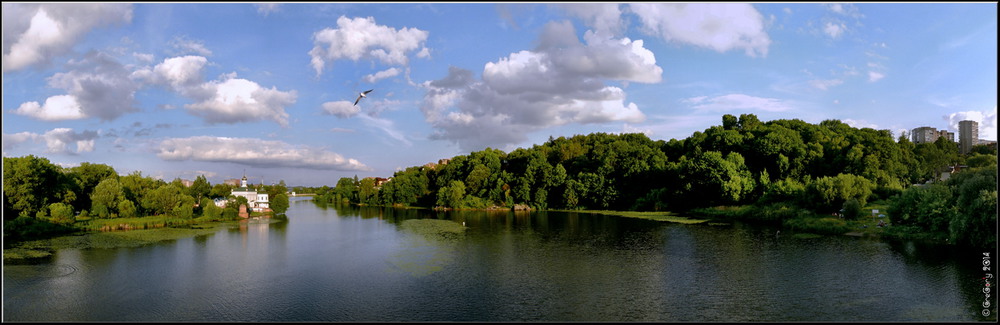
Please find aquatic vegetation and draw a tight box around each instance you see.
[576,210,709,224]
[387,219,466,277]
[3,223,229,263]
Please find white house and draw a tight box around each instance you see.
[231,173,270,212]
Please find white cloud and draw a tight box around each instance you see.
[2,3,132,72]
[809,78,844,90]
[309,16,430,76]
[363,67,401,83]
[868,71,885,82]
[842,119,879,130]
[14,95,85,121]
[683,94,795,112]
[826,3,864,18]
[629,3,771,57]
[133,55,208,94]
[256,3,280,16]
[2,132,39,152]
[169,36,212,56]
[944,107,998,141]
[13,51,139,121]
[622,123,653,136]
[824,21,846,39]
[420,21,662,151]
[3,128,99,154]
[133,52,154,63]
[357,114,412,147]
[135,56,296,126]
[157,136,372,171]
[321,100,361,118]
[185,76,297,127]
[557,3,624,35]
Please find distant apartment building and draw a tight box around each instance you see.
[911,126,939,144]
[959,120,979,154]
[911,126,955,144]
[940,130,954,142]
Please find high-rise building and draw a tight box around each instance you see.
[940,130,955,142]
[911,126,939,144]
[959,120,979,154]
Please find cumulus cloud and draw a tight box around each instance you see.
[683,94,795,112]
[309,16,430,76]
[3,128,100,154]
[157,136,372,171]
[185,76,297,127]
[944,107,998,141]
[420,21,661,151]
[134,56,296,126]
[12,51,139,121]
[2,132,39,152]
[363,67,400,83]
[629,3,771,57]
[2,3,133,72]
[321,100,361,118]
[556,3,624,35]
[132,55,208,94]
[14,95,85,121]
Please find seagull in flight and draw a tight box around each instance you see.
[354,89,373,106]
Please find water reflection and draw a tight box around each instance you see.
[3,198,993,322]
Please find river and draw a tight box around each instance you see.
[3,196,995,321]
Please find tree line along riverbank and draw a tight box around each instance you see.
[4,114,997,258]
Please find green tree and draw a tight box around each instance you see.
[142,184,185,216]
[47,202,75,225]
[437,180,466,208]
[965,154,997,168]
[66,162,117,211]
[117,200,137,219]
[334,177,358,203]
[3,155,65,220]
[358,177,378,204]
[271,193,290,215]
[842,198,863,220]
[91,178,126,218]
[210,183,233,199]
[189,175,211,202]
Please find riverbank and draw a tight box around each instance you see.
[550,209,709,224]
[2,215,287,264]
[686,202,955,245]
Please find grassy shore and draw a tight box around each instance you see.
[552,209,709,224]
[3,216,242,263]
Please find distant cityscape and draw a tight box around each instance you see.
[910,119,997,154]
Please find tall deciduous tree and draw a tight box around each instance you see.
[3,155,65,219]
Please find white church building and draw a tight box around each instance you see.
[231,173,270,212]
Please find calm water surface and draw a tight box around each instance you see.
[3,197,996,322]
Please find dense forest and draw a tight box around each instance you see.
[307,114,997,247]
[5,114,997,248]
[2,159,291,244]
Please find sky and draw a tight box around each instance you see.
[2,2,997,187]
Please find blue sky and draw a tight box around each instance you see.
[2,2,997,187]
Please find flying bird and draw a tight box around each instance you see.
[354,89,373,106]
